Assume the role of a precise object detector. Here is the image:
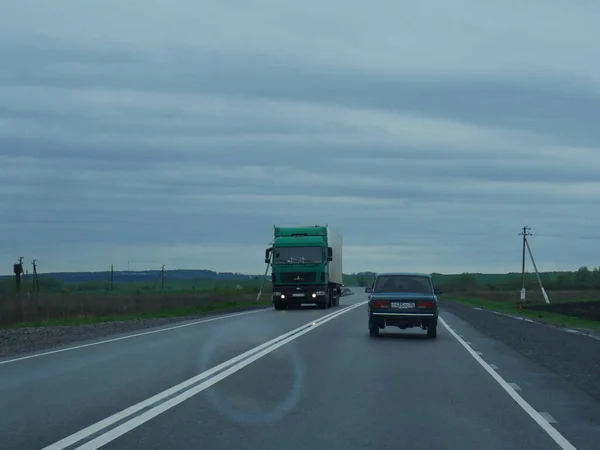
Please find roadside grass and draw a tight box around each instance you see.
[0,283,273,327]
[0,281,356,328]
[443,295,600,334]
[2,299,274,328]
[453,289,600,304]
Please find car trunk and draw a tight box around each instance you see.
[369,293,437,314]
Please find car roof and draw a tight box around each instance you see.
[375,272,432,279]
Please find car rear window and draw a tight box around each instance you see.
[374,275,433,294]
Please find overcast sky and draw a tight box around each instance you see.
[2,0,600,275]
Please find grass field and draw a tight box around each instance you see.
[448,289,600,304]
[2,268,599,328]
[0,291,273,328]
[0,275,273,327]
[443,291,600,334]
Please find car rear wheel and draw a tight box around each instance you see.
[368,318,379,337]
[427,321,437,339]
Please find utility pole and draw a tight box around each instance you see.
[524,238,551,304]
[160,265,165,294]
[14,257,24,293]
[32,259,40,292]
[519,226,531,303]
[110,264,114,292]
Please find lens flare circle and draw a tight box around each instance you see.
[199,327,305,425]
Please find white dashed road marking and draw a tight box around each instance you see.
[440,317,577,450]
[540,412,558,424]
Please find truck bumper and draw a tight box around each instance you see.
[272,285,328,305]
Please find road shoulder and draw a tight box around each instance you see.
[441,303,600,450]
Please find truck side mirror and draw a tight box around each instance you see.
[434,288,443,295]
[365,287,372,293]
[327,247,333,261]
[265,248,271,264]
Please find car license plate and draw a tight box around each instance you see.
[391,302,415,309]
[292,293,305,297]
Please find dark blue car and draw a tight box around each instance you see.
[365,272,440,338]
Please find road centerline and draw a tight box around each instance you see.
[41,301,367,450]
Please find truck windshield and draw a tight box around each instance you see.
[373,275,433,294]
[273,247,323,264]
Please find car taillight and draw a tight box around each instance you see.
[417,301,435,309]
[371,300,389,308]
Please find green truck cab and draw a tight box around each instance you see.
[265,225,343,310]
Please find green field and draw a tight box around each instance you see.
[443,295,600,334]
[2,267,599,328]
[0,275,271,327]
[346,267,600,292]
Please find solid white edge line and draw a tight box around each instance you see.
[439,317,578,450]
[74,301,367,450]
[42,302,366,450]
[0,308,269,365]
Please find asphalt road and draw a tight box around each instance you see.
[1,289,598,450]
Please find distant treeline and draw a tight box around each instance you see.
[0,274,264,295]
[346,267,600,292]
[0,269,257,284]
[2,267,600,295]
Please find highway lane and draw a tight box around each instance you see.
[2,289,597,449]
[75,293,579,450]
[0,297,362,450]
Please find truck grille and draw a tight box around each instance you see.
[279,272,317,283]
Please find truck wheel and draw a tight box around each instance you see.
[427,321,438,339]
[319,300,328,309]
[274,302,284,310]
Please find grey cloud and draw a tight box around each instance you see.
[2,35,600,147]
[3,0,600,77]
[1,5,600,274]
